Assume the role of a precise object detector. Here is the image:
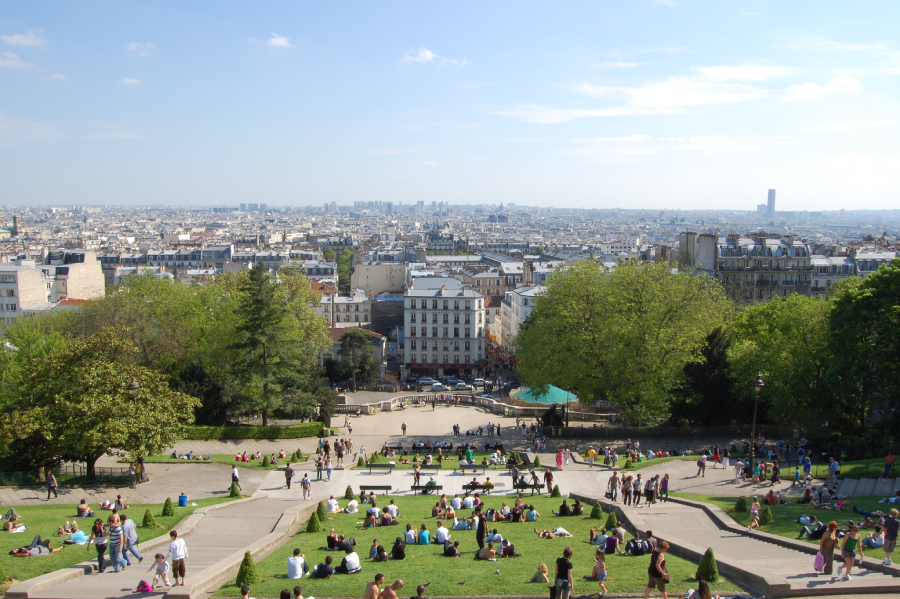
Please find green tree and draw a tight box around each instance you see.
[670,328,743,426]
[236,551,261,585]
[338,328,381,391]
[162,497,176,517]
[322,246,336,261]
[337,249,353,296]
[829,261,900,427]
[696,547,719,582]
[728,293,834,427]
[516,260,731,424]
[0,329,199,478]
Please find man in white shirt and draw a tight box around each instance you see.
[367,506,381,518]
[486,529,503,543]
[451,495,462,510]
[343,499,359,514]
[434,521,450,544]
[385,500,399,518]
[336,547,361,574]
[165,530,188,587]
[326,496,340,513]
[287,547,309,578]
[463,496,475,509]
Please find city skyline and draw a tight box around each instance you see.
[2,1,900,210]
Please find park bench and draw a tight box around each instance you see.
[415,463,443,472]
[367,463,394,475]
[411,484,443,495]
[514,482,544,496]
[458,463,489,474]
[359,484,393,495]
[462,483,504,495]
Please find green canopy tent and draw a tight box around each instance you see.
[512,385,577,405]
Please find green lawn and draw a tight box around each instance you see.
[672,492,888,545]
[360,452,518,472]
[806,458,898,479]
[138,453,311,471]
[1,497,235,587]
[214,496,744,598]
[619,456,696,470]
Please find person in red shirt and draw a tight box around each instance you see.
[884,453,897,479]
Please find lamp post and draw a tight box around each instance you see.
[750,373,764,475]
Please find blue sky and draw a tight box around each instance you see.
[2,1,899,210]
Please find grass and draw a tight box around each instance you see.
[137,454,311,471]
[360,452,516,472]
[0,497,235,588]
[619,456,696,471]
[213,495,744,598]
[806,458,899,479]
[672,492,888,545]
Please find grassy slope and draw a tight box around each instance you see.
[213,496,742,597]
[139,454,311,471]
[672,493,887,545]
[1,497,234,586]
[360,452,517,472]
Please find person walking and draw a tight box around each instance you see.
[697,454,707,478]
[827,457,840,487]
[316,456,324,481]
[107,515,128,573]
[633,474,644,507]
[643,541,670,599]
[401,422,407,435]
[121,513,143,565]
[564,446,571,466]
[166,530,188,586]
[659,474,670,502]
[837,523,864,580]
[623,476,633,507]
[47,471,58,500]
[544,469,555,494]
[608,473,619,502]
[884,453,897,479]
[748,497,761,531]
[86,518,108,573]
[301,473,312,500]
[231,466,242,491]
[556,450,564,470]
[326,457,333,481]
[818,521,839,576]
[284,463,295,489]
[554,546,574,599]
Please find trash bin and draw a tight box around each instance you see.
[178,495,188,507]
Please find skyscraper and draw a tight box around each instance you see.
[767,189,776,220]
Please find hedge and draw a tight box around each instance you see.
[182,422,323,440]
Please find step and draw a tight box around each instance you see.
[837,478,859,497]
[893,477,900,495]
[855,478,877,496]
[874,477,895,498]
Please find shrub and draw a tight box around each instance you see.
[696,547,719,582]
[262,455,270,467]
[731,444,737,453]
[182,422,322,440]
[760,506,774,526]
[235,550,260,585]
[623,458,633,469]
[604,511,618,529]
[589,503,604,520]
[344,485,354,500]
[369,453,380,463]
[550,484,561,497]
[293,449,303,462]
[306,511,322,533]
[317,501,327,522]
[533,456,541,469]
[357,457,365,468]
[142,509,159,529]
[733,496,747,512]
[230,482,242,498]
[161,497,175,517]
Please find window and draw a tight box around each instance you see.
[5,289,14,297]
[432,354,438,363]
[454,354,459,363]
[443,327,448,337]
[410,313,416,323]
[465,300,471,309]
[432,300,438,309]
[464,314,470,324]
[465,341,471,350]
[432,342,438,350]
[453,315,459,324]
[442,300,448,310]
[7,304,16,311]
[432,314,438,323]
[443,354,448,363]
[0,275,15,284]
[454,340,460,350]
[354,315,359,322]
[443,343,449,351]
[465,327,470,337]
[443,314,449,324]
[432,327,438,337]
[453,327,459,338]
[411,340,417,349]
[411,354,417,363]
[464,354,471,363]
[454,300,460,309]
[410,299,417,309]
[411,326,416,336]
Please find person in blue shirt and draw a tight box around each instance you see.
[417,524,430,545]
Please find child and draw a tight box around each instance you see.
[792,466,801,487]
[528,562,550,583]
[596,552,609,596]
[148,553,171,588]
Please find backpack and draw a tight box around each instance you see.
[136,580,153,593]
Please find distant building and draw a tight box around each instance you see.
[767,189,776,220]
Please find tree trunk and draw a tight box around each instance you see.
[262,409,269,427]
[86,455,99,480]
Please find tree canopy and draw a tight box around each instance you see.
[516,260,732,424]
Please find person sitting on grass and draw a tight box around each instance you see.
[326,496,341,513]
[417,524,430,545]
[77,499,95,518]
[525,505,541,522]
[486,528,503,543]
[556,500,570,517]
[853,506,889,518]
[571,500,584,516]
[453,517,469,531]
[500,539,519,558]
[862,525,885,550]
[404,524,417,544]
[374,544,389,563]
[4,514,24,532]
[364,513,377,528]
[431,503,444,518]
[369,539,381,559]
[434,521,450,544]
[311,555,334,579]
[380,512,396,527]
[443,539,460,558]
[477,541,497,560]
[798,515,823,539]
[335,546,361,574]
[391,537,406,560]
[589,528,608,546]
[527,563,550,583]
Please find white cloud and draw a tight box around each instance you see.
[422,161,438,166]
[402,47,467,66]
[266,33,292,48]
[0,51,37,69]
[576,77,767,109]
[127,42,154,57]
[800,120,897,132]
[563,134,780,160]
[1,29,47,47]
[45,73,67,81]
[592,61,642,69]
[119,77,141,85]
[692,64,797,81]
[785,75,861,101]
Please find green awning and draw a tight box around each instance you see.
[513,385,577,404]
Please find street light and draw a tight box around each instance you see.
[750,373,764,477]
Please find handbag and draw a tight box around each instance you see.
[813,551,825,572]
[604,491,613,499]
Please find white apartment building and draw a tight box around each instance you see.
[498,285,546,352]
[810,256,855,296]
[403,286,486,378]
[318,289,371,327]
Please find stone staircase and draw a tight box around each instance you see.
[835,476,900,498]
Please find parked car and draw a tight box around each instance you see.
[431,383,451,392]
[472,378,485,387]
[418,377,437,386]
[445,376,461,384]
[503,381,522,391]
[454,382,473,391]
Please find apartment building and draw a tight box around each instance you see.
[403,286,486,379]
[318,289,371,326]
[810,256,855,296]
[716,235,812,302]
